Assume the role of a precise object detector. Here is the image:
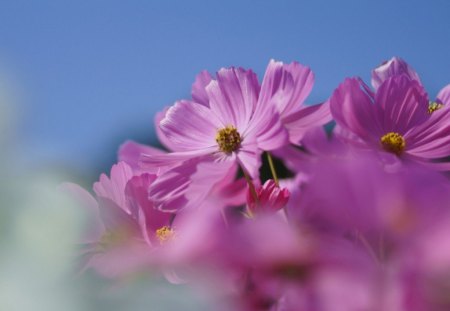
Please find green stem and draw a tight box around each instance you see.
[266,152,279,186]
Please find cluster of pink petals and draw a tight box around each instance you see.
[66,57,450,310]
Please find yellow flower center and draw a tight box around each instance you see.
[428,101,444,114]
[215,126,242,153]
[155,226,175,244]
[380,132,406,155]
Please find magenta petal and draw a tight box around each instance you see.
[330,78,382,143]
[93,162,134,213]
[160,100,220,151]
[375,75,429,134]
[125,174,172,244]
[206,67,259,130]
[283,101,332,144]
[371,57,421,90]
[191,70,212,106]
[260,59,314,118]
[437,84,450,105]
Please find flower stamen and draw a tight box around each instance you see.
[428,101,444,114]
[156,226,175,244]
[216,126,242,153]
[380,132,406,155]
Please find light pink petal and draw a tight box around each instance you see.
[283,101,332,144]
[118,140,165,173]
[259,59,314,118]
[154,107,182,152]
[243,102,288,151]
[93,162,134,213]
[59,182,104,243]
[330,78,382,144]
[206,67,259,130]
[437,84,450,105]
[371,57,421,90]
[160,100,221,151]
[375,75,429,134]
[97,197,140,234]
[191,70,212,106]
[236,140,262,180]
[139,147,215,169]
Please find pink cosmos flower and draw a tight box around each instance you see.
[330,73,450,168]
[142,67,288,178]
[63,162,174,277]
[139,67,288,211]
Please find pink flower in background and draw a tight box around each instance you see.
[330,74,450,168]
[63,162,174,277]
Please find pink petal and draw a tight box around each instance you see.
[330,78,382,144]
[93,162,134,213]
[160,100,221,151]
[259,59,314,118]
[191,70,212,106]
[283,101,332,144]
[236,140,262,180]
[437,84,450,105]
[118,140,165,173]
[125,174,173,244]
[371,57,421,90]
[206,67,259,130]
[154,107,183,152]
[375,75,429,134]
[139,147,215,169]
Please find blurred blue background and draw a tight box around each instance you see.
[1,0,449,180]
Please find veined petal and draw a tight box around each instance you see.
[371,57,421,90]
[375,75,429,134]
[259,59,314,118]
[236,140,262,179]
[283,101,332,144]
[437,84,450,105]
[206,67,259,130]
[149,155,235,211]
[118,140,165,173]
[154,107,182,152]
[139,147,215,170]
[93,162,134,213]
[191,70,212,106]
[330,78,382,144]
[160,100,221,151]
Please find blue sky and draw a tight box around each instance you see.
[1,0,449,176]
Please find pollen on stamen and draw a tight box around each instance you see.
[156,226,175,244]
[428,101,444,114]
[380,132,406,155]
[216,126,242,153]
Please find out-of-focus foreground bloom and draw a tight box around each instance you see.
[66,58,450,311]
